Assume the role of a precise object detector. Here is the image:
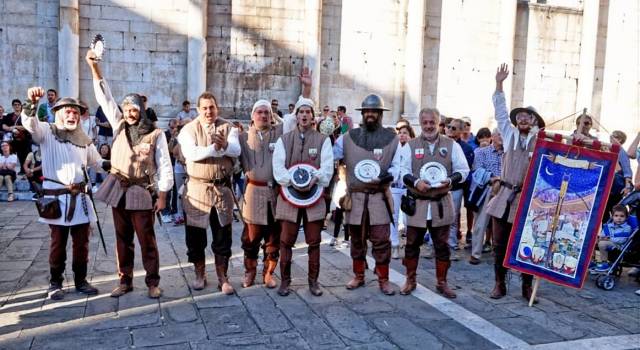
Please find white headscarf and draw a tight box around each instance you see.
[251,99,271,117]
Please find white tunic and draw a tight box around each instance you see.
[22,113,102,226]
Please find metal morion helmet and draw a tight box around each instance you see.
[355,94,390,111]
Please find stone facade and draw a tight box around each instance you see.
[0,0,638,135]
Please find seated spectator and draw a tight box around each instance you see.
[0,141,18,202]
[24,145,43,194]
[37,89,58,122]
[595,205,633,271]
[176,100,197,124]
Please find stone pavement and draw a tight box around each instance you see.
[0,201,638,349]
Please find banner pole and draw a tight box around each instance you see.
[528,277,541,307]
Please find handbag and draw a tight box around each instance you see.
[35,196,62,219]
[400,193,416,216]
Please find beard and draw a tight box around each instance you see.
[364,118,379,131]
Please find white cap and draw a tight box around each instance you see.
[251,99,271,116]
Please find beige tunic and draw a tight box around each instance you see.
[95,127,163,210]
[239,124,283,225]
[275,129,328,223]
[405,135,455,228]
[485,135,535,223]
[181,118,236,228]
[342,132,399,226]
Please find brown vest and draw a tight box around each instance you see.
[342,132,399,226]
[95,123,163,210]
[275,128,328,223]
[486,134,535,223]
[182,117,235,228]
[405,135,455,228]
[239,124,283,225]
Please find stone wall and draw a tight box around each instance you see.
[0,0,638,137]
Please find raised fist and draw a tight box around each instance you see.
[27,87,45,103]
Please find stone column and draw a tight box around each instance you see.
[58,0,79,98]
[497,0,518,105]
[403,0,427,123]
[303,0,322,104]
[575,0,600,113]
[187,0,208,102]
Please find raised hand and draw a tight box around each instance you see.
[299,67,312,87]
[496,63,509,83]
[85,49,98,65]
[27,87,45,103]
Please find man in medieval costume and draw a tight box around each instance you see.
[238,100,283,289]
[334,94,399,296]
[485,63,545,301]
[390,108,470,298]
[22,87,103,300]
[272,98,334,297]
[87,49,174,299]
[177,92,241,295]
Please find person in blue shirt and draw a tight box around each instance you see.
[595,205,633,271]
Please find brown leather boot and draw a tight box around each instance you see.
[376,265,396,296]
[346,259,366,290]
[278,248,292,296]
[214,255,234,295]
[191,260,207,290]
[490,263,507,299]
[400,258,418,295]
[242,258,258,288]
[435,260,456,298]
[521,273,537,304]
[263,259,278,289]
[307,246,323,296]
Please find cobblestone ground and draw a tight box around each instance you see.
[0,201,638,349]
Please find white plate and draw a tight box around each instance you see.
[288,163,316,188]
[354,159,381,183]
[419,162,447,186]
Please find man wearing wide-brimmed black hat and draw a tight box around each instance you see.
[21,87,103,301]
[485,63,545,302]
[86,49,174,299]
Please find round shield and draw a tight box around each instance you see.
[354,159,380,183]
[281,163,323,208]
[419,162,447,186]
[91,34,105,61]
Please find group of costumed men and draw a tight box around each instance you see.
[25,48,539,303]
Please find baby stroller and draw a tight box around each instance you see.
[591,191,640,290]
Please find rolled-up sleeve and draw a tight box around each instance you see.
[155,133,174,192]
[316,138,334,187]
[272,138,290,186]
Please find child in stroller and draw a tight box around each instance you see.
[591,192,640,291]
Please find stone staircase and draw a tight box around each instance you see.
[0,176,35,201]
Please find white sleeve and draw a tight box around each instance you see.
[451,142,470,182]
[212,126,240,157]
[21,111,50,144]
[272,138,290,186]
[155,132,174,192]
[93,78,122,129]
[177,128,217,161]
[86,144,102,169]
[492,91,517,150]
[283,114,297,134]
[316,138,334,187]
[333,134,344,161]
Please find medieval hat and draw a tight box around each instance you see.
[509,106,545,129]
[356,94,390,111]
[51,97,87,115]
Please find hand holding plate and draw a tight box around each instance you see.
[415,180,431,193]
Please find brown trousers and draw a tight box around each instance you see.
[49,224,90,285]
[348,208,391,265]
[112,205,160,287]
[242,205,280,261]
[492,216,532,282]
[406,224,450,261]
[280,210,322,282]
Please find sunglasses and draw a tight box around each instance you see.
[446,125,457,131]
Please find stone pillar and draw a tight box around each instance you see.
[497,0,518,106]
[303,0,322,104]
[403,0,427,123]
[187,0,208,103]
[58,0,79,98]
[575,0,600,114]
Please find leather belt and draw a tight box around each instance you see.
[407,191,447,219]
[500,180,522,204]
[43,182,87,222]
[112,172,150,190]
[247,178,268,187]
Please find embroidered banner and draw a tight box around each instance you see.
[504,132,619,288]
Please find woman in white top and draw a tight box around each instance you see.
[0,141,18,201]
[389,121,415,259]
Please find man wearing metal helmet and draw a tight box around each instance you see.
[21,88,103,301]
[272,98,334,297]
[333,94,399,295]
[87,49,174,299]
[237,100,284,289]
[485,64,545,302]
